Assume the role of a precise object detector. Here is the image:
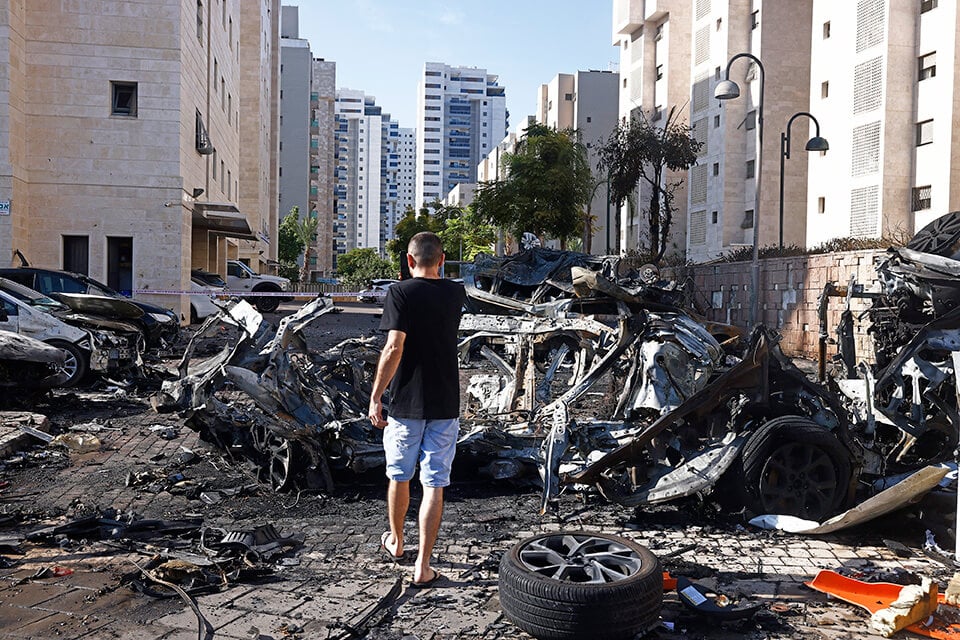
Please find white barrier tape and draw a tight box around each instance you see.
[133,289,385,298]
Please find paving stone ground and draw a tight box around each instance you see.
[0,304,953,639]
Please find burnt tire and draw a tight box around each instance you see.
[737,416,851,521]
[46,340,88,388]
[498,532,662,640]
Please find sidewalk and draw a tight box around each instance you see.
[0,409,949,639]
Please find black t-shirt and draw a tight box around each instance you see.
[379,277,466,419]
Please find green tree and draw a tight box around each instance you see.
[598,107,702,263]
[293,211,319,283]
[472,123,593,248]
[278,206,304,281]
[337,247,396,289]
[438,206,496,265]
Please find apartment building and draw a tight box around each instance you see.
[311,59,337,275]
[0,0,279,318]
[415,62,507,206]
[396,127,417,216]
[613,0,814,262]
[278,6,311,238]
[807,0,959,244]
[333,90,402,257]
[277,7,337,279]
[237,0,280,274]
[537,71,619,254]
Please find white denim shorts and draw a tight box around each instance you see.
[382,416,459,487]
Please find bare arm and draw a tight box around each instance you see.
[368,329,406,428]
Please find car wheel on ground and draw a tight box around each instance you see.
[735,415,852,521]
[46,339,88,388]
[498,531,662,640]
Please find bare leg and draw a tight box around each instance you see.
[385,479,409,557]
[414,486,444,583]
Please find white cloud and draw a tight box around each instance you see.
[438,9,464,26]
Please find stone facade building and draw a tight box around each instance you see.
[0,0,279,318]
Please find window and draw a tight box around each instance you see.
[916,119,934,146]
[564,93,574,101]
[821,81,829,98]
[227,94,232,123]
[213,59,218,88]
[745,160,755,179]
[586,116,591,123]
[623,39,628,49]
[711,211,718,224]
[823,21,831,38]
[751,10,759,29]
[921,0,938,13]
[745,110,757,130]
[714,114,720,128]
[716,18,722,31]
[226,170,231,200]
[623,78,627,88]
[111,82,137,117]
[195,110,214,154]
[913,186,932,211]
[63,236,89,275]
[714,66,721,80]
[221,0,226,26]
[818,197,826,214]
[212,151,217,179]
[919,52,936,80]
[220,160,225,190]
[656,65,663,80]
[221,78,225,109]
[742,209,754,229]
[197,0,203,41]
[712,162,719,176]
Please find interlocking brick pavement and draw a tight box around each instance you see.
[0,393,952,639]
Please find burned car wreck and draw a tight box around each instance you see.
[157,236,960,524]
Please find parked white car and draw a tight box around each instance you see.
[358,279,399,305]
[225,260,291,313]
[0,286,134,387]
[190,280,225,324]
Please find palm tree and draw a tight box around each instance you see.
[294,212,319,283]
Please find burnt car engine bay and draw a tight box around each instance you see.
[153,216,960,527]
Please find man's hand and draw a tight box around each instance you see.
[369,397,387,429]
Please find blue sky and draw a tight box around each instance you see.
[295,1,617,129]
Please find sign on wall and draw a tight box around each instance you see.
[0,201,9,216]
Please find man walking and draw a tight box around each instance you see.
[368,232,466,587]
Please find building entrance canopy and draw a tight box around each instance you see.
[192,202,256,240]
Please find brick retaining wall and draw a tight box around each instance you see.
[670,249,888,362]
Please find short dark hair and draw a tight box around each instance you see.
[408,232,443,267]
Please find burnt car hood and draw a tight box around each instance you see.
[52,293,145,320]
[0,329,66,364]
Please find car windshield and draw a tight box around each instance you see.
[78,275,120,297]
[0,278,69,312]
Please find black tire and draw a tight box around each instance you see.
[498,532,662,640]
[46,340,88,388]
[252,289,280,313]
[190,305,199,325]
[735,416,852,521]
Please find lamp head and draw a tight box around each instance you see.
[805,136,830,152]
[714,80,741,100]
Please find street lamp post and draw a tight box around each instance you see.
[715,53,765,328]
[778,112,829,249]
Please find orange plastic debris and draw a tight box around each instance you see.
[663,572,677,591]
[807,570,960,639]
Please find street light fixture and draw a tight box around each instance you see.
[715,52,765,328]
[778,112,829,249]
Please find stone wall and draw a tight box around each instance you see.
[675,249,888,361]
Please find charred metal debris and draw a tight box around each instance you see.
[157,235,960,522]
